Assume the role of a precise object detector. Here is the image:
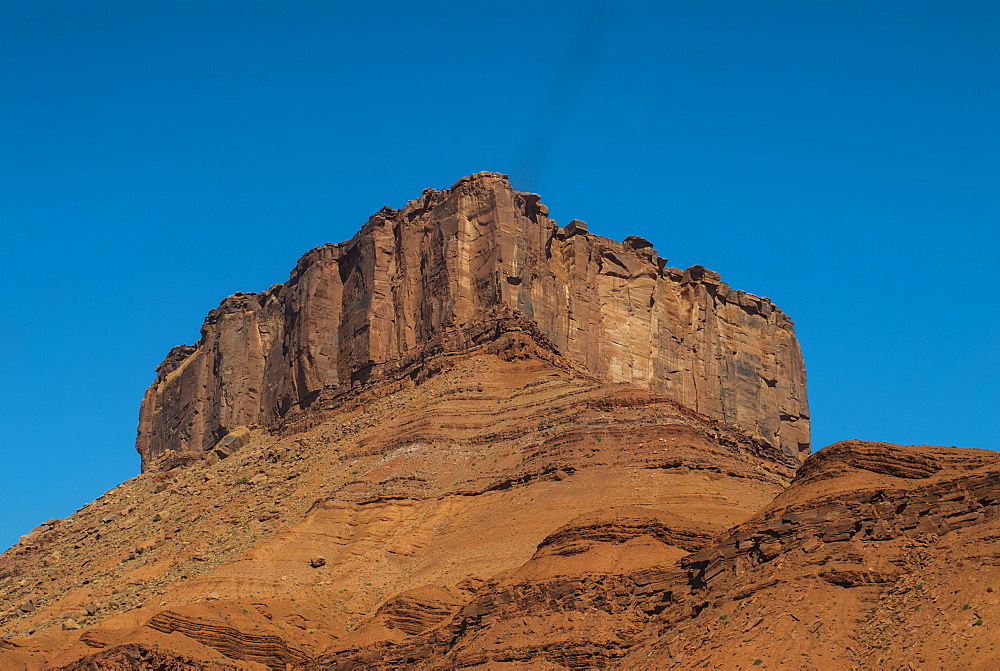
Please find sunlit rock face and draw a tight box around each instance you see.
[136,171,808,469]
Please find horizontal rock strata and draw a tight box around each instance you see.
[146,610,312,667]
[684,441,1000,594]
[626,441,1000,669]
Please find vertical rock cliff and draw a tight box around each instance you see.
[136,172,809,469]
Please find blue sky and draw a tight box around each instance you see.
[2,0,997,551]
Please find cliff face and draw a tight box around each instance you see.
[136,172,809,469]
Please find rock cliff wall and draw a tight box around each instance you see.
[136,172,809,469]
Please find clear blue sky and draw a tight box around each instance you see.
[2,1,997,551]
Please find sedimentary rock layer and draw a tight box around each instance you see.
[136,171,809,469]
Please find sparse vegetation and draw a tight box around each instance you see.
[236,476,249,485]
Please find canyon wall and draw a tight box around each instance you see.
[136,172,809,469]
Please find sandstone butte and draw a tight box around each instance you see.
[0,172,996,670]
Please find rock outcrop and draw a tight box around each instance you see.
[137,172,809,469]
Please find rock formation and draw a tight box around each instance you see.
[4,173,992,670]
[136,172,809,470]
